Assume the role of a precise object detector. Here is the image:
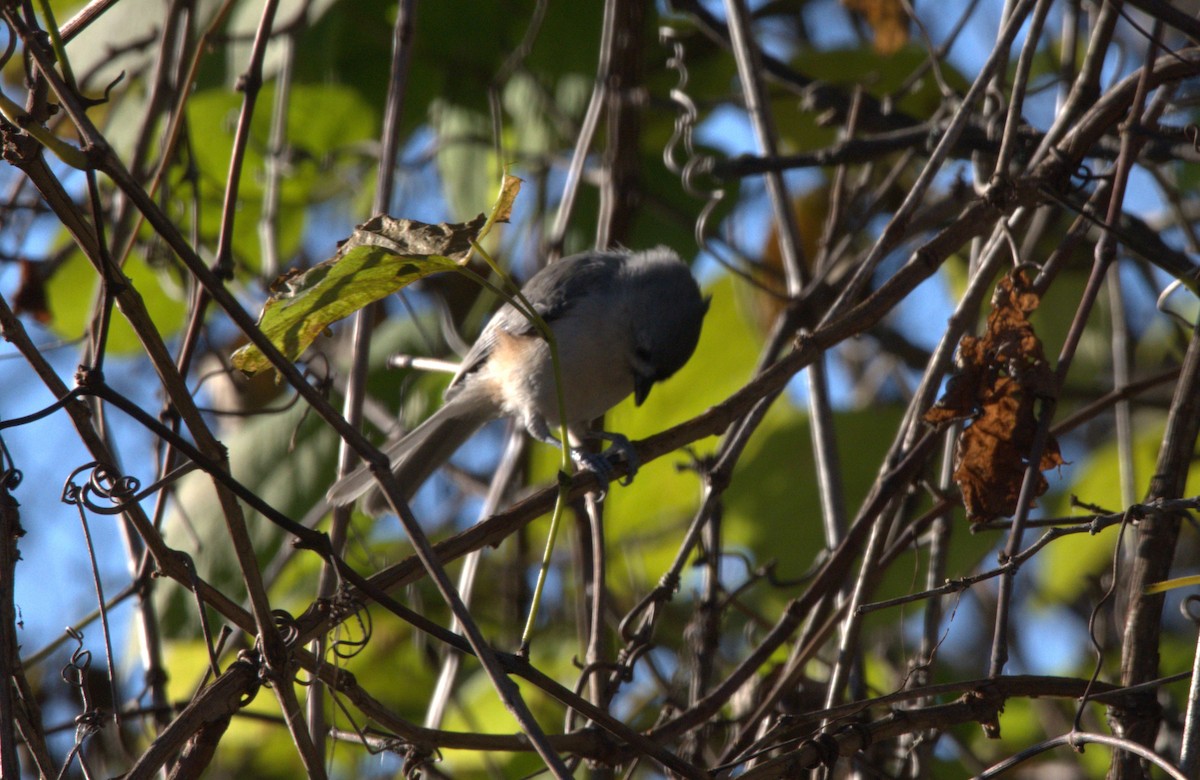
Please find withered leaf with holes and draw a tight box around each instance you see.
[925,269,1064,522]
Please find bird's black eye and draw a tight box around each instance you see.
[631,345,656,388]
[632,344,654,376]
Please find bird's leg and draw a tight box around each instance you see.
[525,418,630,497]
[582,429,639,486]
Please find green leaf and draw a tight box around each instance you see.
[432,102,499,221]
[438,673,560,777]
[1036,419,1166,605]
[155,316,436,635]
[184,81,378,274]
[725,405,909,583]
[231,214,485,374]
[44,247,187,354]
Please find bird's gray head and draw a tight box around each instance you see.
[623,247,709,406]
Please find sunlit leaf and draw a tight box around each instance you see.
[231,213,486,374]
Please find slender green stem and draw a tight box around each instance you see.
[523,489,571,648]
[0,89,88,169]
[35,0,78,90]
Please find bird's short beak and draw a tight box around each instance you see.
[634,375,653,406]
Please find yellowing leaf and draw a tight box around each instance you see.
[493,173,523,224]
[231,213,486,375]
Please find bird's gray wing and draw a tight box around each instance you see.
[444,251,624,398]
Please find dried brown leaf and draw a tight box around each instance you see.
[842,0,910,55]
[925,270,1064,522]
[13,259,51,324]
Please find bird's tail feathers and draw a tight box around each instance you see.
[325,395,493,514]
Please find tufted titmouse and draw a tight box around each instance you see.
[326,246,708,515]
